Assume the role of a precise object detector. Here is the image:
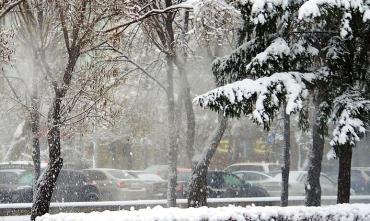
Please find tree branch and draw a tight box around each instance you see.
[104,5,192,33]
[0,0,24,20]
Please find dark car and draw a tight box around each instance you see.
[0,169,99,203]
[176,170,270,199]
[351,168,370,194]
[52,169,99,202]
[0,169,33,203]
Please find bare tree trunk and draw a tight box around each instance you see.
[176,65,195,164]
[31,92,41,194]
[281,108,290,207]
[31,92,64,221]
[178,10,195,165]
[305,92,324,206]
[187,113,227,207]
[31,58,41,193]
[337,143,352,204]
[166,56,178,207]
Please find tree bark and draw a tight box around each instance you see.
[337,143,352,204]
[31,58,41,193]
[166,56,178,207]
[31,93,41,197]
[176,65,195,164]
[305,91,324,206]
[187,113,227,207]
[178,10,195,165]
[31,91,64,221]
[281,109,290,207]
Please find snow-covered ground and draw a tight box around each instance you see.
[32,204,370,221]
[0,216,29,221]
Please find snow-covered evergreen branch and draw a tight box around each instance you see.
[194,71,314,128]
[330,91,370,147]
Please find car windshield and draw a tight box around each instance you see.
[17,171,33,186]
[107,170,135,179]
[178,172,191,182]
[268,165,281,172]
[227,165,263,172]
[269,172,304,182]
[144,165,167,173]
[137,173,163,181]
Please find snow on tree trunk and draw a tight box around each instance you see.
[337,143,352,204]
[305,93,324,206]
[31,93,64,221]
[187,112,227,207]
[281,107,290,207]
[166,56,178,207]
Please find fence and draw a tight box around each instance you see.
[1,195,370,216]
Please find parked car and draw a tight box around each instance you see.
[176,170,270,200]
[232,171,272,183]
[52,169,99,202]
[325,167,370,194]
[350,167,370,194]
[0,168,98,203]
[83,168,146,201]
[259,171,337,197]
[0,169,33,203]
[144,165,168,180]
[224,162,281,174]
[128,170,167,199]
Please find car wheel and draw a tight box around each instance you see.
[85,192,99,201]
[248,185,271,206]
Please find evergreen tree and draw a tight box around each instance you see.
[195,0,370,205]
[195,0,318,206]
[299,0,370,203]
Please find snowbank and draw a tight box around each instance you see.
[36,204,370,221]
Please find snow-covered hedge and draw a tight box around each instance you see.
[37,204,370,221]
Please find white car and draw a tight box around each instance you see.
[128,170,167,199]
[232,171,272,183]
[83,168,146,201]
[258,171,337,197]
[225,162,281,174]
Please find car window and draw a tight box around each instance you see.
[84,170,107,180]
[233,172,260,181]
[320,175,334,186]
[223,174,243,188]
[207,173,224,188]
[365,171,370,177]
[0,171,18,184]
[351,171,364,183]
[55,171,82,185]
[244,173,263,181]
[107,170,135,179]
[268,165,281,172]
[18,171,33,186]
[178,172,191,182]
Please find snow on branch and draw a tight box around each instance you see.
[212,37,265,84]
[194,72,315,128]
[298,0,370,22]
[244,38,290,76]
[213,36,318,84]
[330,91,370,147]
[241,0,299,24]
